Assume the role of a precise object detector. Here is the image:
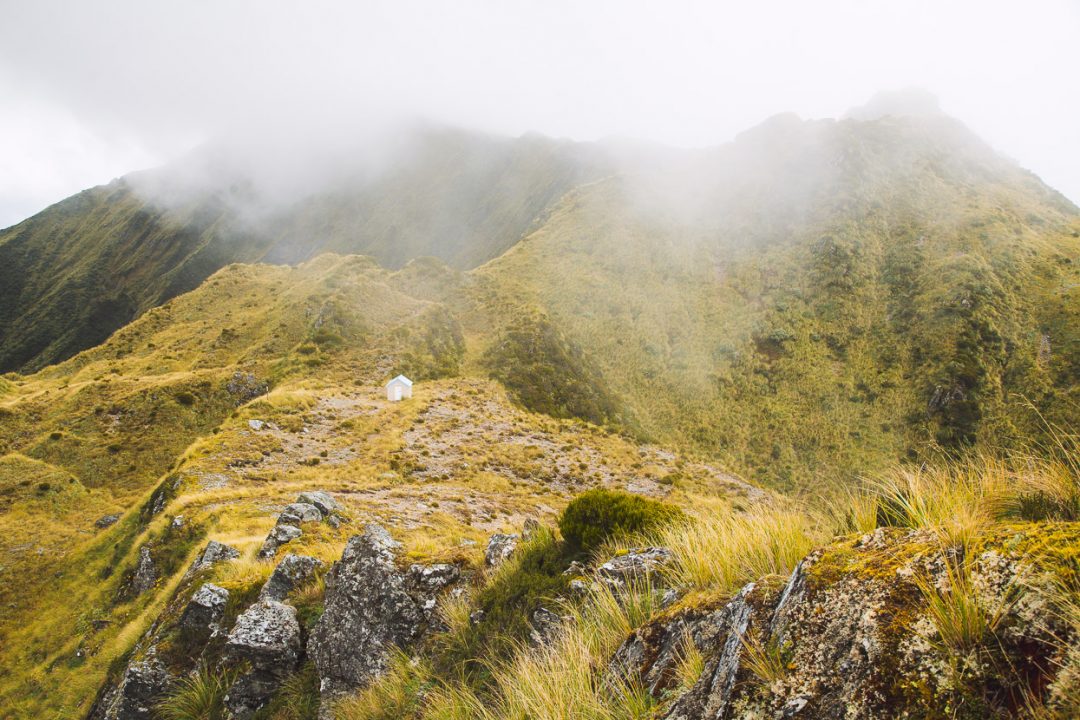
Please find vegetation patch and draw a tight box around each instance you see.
[559,488,683,554]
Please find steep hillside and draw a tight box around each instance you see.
[474,113,1080,489]
[0,127,608,373]
[0,255,757,717]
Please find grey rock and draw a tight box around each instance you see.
[226,372,268,404]
[248,419,265,431]
[277,502,323,527]
[607,594,738,701]
[660,587,682,608]
[569,578,590,596]
[469,609,486,626]
[179,583,229,645]
[260,554,323,602]
[529,606,567,647]
[522,518,540,540]
[296,490,342,515]
[95,513,121,529]
[130,546,156,596]
[484,533,519,567]
[189,540,241,575]
[563,560,587,577]
[308,524,459,707]
[102,654,172,720]
[663,583,757,720]
[258,524,302,560]
[597,547,673,580]
[224,600,302,718]
[407,562,460,595]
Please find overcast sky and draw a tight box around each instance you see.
[1,0,1077,228]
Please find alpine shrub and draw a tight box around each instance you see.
[559,488,682,553]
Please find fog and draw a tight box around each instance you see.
[1,0,1078,227]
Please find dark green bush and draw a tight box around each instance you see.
[558,488,683,553]
[174,391,196,406]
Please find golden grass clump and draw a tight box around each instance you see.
[155,665,234,720]
[638,507,822,594]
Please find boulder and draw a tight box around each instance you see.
[260,553,324,602]
[258,524,302,560]
[529,606,568,647]
[308,524,460,707]
[407,562,461,623]
[484,533,519,567]
[563,560,587,577]
[224,600,302,718]
[101,653,172,720]
[178,583,229,645]
[296,490,342,515]
[188,540,241,575]
[277,502,323,527]
[597,547,673,580]
[95,513,121,529]
[130,546,156,596]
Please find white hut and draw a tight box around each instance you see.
[385,375,413,402]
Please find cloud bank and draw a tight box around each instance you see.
[0,0,1077,227]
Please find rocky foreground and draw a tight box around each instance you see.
[89,486,1080,719]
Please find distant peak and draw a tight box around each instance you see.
[844,88,943,121]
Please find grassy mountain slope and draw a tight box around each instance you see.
[473,113,1080,489]
[0,255,756,717]
[0,128,607,373]
[1,105,1080,715]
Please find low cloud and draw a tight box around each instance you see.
[1,0,1078,227]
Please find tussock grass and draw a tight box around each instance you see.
[864,442,1080,546]
[155,665,234,720]
[672,630,706,692]
[635,507,822,594]
[914,558,1015,657]
[486,580,661,720]
[741,630,790,687]
[871,459,1015,548]
[333,652,430,720]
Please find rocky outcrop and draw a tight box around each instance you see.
[95,653,172,720]
[307,524,462,709]
[260,553,324,602]
[597,546,673,581]
[257,492,345,560]
[187,539,240,576]
[258,524,303,560]
[608,525,1080,720]
[178,583,229,645]
[278,502,323,527]
[606,590,760,700]
[485,533,519,567]
[95,513,121,529]
[225,371,268,404]
[297,490,342,515]
[129,546,156,596]
[529,606,568,647]
[223,600,303,718]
